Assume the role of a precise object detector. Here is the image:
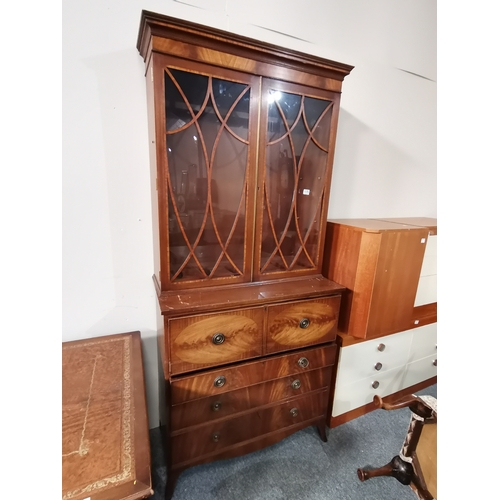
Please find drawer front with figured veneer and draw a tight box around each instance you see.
[171,390,329,466]
[170,366,333,431]
[170,344,337,405]
[266,296,340,354]
[169,308,264,375]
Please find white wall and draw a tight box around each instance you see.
[62,0,436,428]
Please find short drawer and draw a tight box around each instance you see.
[170,344,337,405]
[265,296,340,354]
[171,366,333,431]
[332,365,407,417]
[409,323,437,361]
[168,307,264,375]
[171,389,328,466]
[335,330,413,385]
[402,354,437,388]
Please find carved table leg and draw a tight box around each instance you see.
[357,456,413,486]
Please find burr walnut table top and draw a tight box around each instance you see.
[62,331,153,500]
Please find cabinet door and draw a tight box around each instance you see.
[254,80,340,280]
[154,55,260,288]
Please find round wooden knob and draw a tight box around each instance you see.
[290,408,299,417]
[291,379,301,390]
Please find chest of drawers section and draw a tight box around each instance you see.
[169,344,336,468]
[158,284,343,493]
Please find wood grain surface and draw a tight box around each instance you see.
[62,332,152,500]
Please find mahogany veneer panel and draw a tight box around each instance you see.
[266,296,340,354]
[156,274,345,315]
[169,307,264,375]
[171,366,333,431]
[62,332,152,500]
[171,390,328,466]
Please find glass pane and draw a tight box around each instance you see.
[260,86,334,275]
[304,96,329,131]
[165,67,251,283]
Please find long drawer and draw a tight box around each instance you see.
[171,365,333,431]
[335,330,413,385]
[171,389,329,466]
[170,344,337,405]
[332,365,407,417]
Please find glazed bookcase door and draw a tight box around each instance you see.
[155,56,260,289]
[254,79,340,280]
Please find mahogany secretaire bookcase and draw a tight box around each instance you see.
[136,10,353,498]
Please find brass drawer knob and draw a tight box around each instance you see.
[377,343,386,352]
[291,379,301,390]
[212,401,222,411]
[212,333,225,345]
[214,376,226,388]
[372,381,380,389]
[299,318,310,329]
[432,359,437,366]
[374,362,382,371]
[298,357,309,368]
[211,432,221,442]
[290,408,299,418]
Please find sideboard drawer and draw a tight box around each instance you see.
[402,354,437,388]
[335,330,413,385]
[332,365,407,417]
[171,366,333,431]
[169,307,264,375]
[171,389,328,466]
[265,296,340,354]
[170,344,337,405]
[409,323,437,361]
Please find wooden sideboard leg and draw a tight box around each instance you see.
[317,424,328,442]
[165,469,182,500]
[357,456,413,486]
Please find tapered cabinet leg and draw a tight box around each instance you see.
[357,456,413,486]
[165,469,182,500]
[317,425,328,442]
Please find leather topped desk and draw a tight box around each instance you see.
[62,331,153,500]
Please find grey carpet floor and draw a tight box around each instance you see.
[149,384,436,500]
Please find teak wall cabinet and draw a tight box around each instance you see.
[137,11,353,499]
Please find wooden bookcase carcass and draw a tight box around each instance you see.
[137,11,353,498]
